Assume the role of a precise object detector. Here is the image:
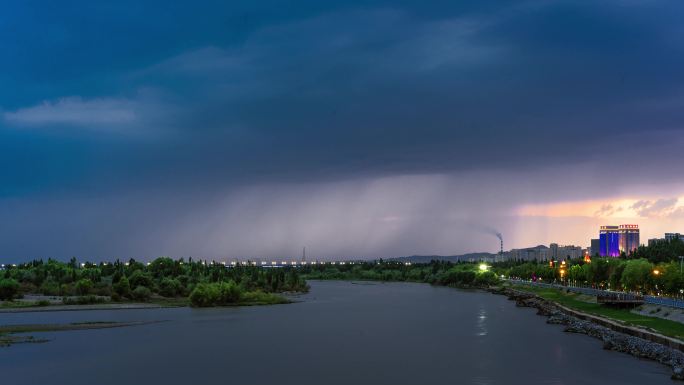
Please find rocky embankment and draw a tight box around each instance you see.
[493,287,684,380]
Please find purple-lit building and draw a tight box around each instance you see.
[599,224,640,257]
[599,226,620,257]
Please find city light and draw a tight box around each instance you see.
[479,263,489,272]
[653,269,660,276]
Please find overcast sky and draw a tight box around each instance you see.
[2,0,684,261]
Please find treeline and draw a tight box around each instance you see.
[631,238,684,263]
[300,260,500,288]
[504,258,681,294]
[0,257,308,306]
[502,239,684,295]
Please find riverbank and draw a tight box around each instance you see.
[0,302,172,313]
[496,286,684,380]
[0,321,161,347]
[0,292,294,313]
[507,284,684,340]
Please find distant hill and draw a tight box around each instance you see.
[389,253,497,263]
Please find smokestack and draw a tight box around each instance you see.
[495,232,503,255]
[473,224,503,257]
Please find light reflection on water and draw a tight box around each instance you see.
[476,306,488,337]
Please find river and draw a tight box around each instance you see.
[0,280,675,384]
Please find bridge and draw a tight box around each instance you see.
[596,292,644,307]
[203,260,410,268]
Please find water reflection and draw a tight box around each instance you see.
[0,281,674,385]
[476,306,488,337]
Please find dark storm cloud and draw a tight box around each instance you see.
[1,0,684,259]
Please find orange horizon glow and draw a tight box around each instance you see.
[516,196,684,219]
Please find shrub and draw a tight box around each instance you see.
[189,281,243,307]
[62,295,105,305]
[75,279,94,296]
[189,283,220,307]
[131,286,152,302]
[128,270,153,289]
[60,283,75,296]
[113,276,131,298]
[241,291,288,305]
[0,278,20,300]
[39,280,61,296]
[473,271,500,287]
[158,278,182,297]
[92,283,112,297]
[217,281,242,303]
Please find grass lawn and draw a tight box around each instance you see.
[512,284,684,341]
[0,300,51,309]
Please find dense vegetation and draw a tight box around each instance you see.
[503,257,682,294]
[299,240,684,296]
[301,260,500,288]
[629,238,684,263]
[501,239,684,295]
[1,239,681,305]
[0,257,308,306]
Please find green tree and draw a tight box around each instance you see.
[75,278,94,296]
[657,262,683,294]
[568,264,585,283]
[621,259,654,292]
[113,276,131,298]
[158,277,182,297]
[128,270,153,289]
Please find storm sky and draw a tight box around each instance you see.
[2,0,684,261]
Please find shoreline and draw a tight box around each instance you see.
[0,320,162,347]
[493,286,684,380]
[0,302,176,313]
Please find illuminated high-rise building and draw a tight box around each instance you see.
[599,224,639,257]
[619,225,640,255]
[599,226,620,257]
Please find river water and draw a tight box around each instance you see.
[0,281,675,385]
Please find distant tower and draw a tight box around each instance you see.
[302,247,306,262]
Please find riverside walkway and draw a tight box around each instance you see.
[508,279,684,310]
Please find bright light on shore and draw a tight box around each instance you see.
[479,263,489,272]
